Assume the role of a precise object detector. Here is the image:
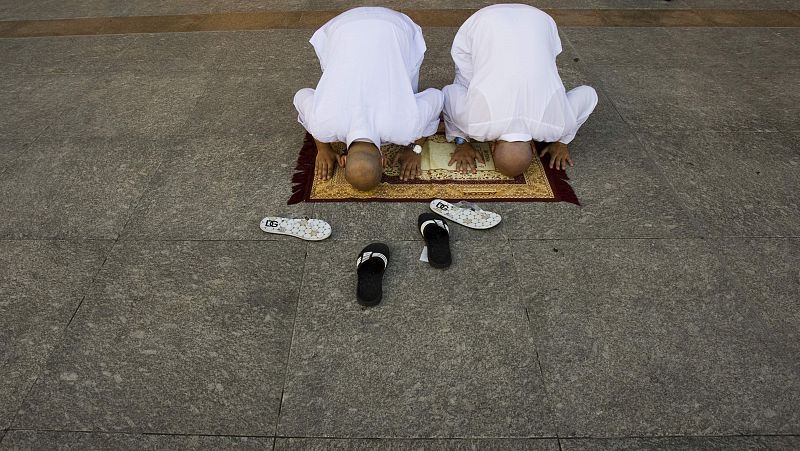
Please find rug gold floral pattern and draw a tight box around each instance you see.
[289,133,578,204]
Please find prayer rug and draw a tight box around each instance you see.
[288,133,579,205]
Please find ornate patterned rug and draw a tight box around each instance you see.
[288,133,579,205]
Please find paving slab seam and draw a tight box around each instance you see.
[61,249,112,327]
[572,59,800,70]
[0,73,112,176]
[0,67,254,77]
[4,429,567,440]
[559,40,794,135]
[1,128,300,140]
[509,236,712,241]
[779,130,800,146]
[562,34,715,239]
[0,141,29,176]
[4,428,278,439]
[626,124,785,133]
[559,433,800,439]
[110,236,733,243]
[112,143,172,241]
[12,236,799,244]
[273,435,564,440]
[5,430,798,441]
[273,240,309,437]
[0,123,52,177]
[713,235,800,239]
[569,57,793,134]
[113,237,512,242]
[0,69,210,77]
[3,127,165,427]
[0,32,140,77]
[0,238,118,242]
[626,128,787,134]
[627,124,712,236]
[6,241,116,432]
[621,103,794,235]
[1,9,800,39]
[511,246,561,438]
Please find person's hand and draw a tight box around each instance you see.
[539,142,573,170]
[393,148,422,181]
[448,142,485,174]
[314,141,339,180]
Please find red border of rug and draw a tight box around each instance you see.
[288,133,579,205]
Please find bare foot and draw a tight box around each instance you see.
[314,140,339,180]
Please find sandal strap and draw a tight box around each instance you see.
[454,201,481,212]
[419,219,449,236]
[356,251,388,269]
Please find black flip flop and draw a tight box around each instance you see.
[418,213,452,269]
[356,243,391,306]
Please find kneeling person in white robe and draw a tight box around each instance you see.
[443,4,598,176]
[294,7,444,191]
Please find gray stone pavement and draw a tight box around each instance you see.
[1,1,799,450]
[2,0,800,21]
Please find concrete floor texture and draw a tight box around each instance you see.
[0,0,798,450]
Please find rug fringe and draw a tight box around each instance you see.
[288,133,316,205]
[540,153,580,206]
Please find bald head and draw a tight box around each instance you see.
[493,141,533,177]
[345,142,383,191]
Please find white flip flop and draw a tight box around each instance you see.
[259,216,332,241]
[429,199,501,230]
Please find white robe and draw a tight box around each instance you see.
[443,4,598,144]
[293,7,443,148]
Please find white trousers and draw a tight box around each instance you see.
[443,84,598,144]
[560,85,598,144]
